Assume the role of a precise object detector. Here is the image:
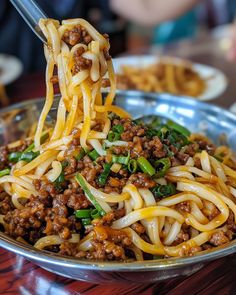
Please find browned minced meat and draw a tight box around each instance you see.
[209,231,230,246]
[64,157,77,175]
[176,201,191,213]
[0,146,8,170]
[4,195,47,242]
[144,136,166,159]
[80,155,102,185]
[129,173,156,189]
[92,209,125,227]
[173,229,190,245]
[226,210,236,232]
[0,190,14,215]
[33,179,57,198]
[104,177,127,194]
[198,140,216,155]
[72,47,92,75]
[131,222,146,234]
[62,25,92,46]
[74,226,132,261]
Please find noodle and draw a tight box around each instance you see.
[0,17,236,262]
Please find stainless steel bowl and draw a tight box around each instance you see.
[0,91,236,283]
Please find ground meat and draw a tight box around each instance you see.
[131,222,146,234]
[176,152,190,164]
[64,157,77,175]
[209,231,230,246]
[92,209,125,227]
[33,179,57,197]
[65,189,90,210]
[62,25,92,46]
[144,136,166,158]
[226,211,236,232]
[129,173,156,189]
[4,202,46,242]
[198,140,216,155]
[176,201,191,213]
[173,229,190,245]
[72,56,92,75]
[0,191,14,215]
[0,146,9,170]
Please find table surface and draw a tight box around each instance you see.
[1,35,236,295]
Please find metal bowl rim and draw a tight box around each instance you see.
[0,90,236,272]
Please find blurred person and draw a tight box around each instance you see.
[110,0,236,58]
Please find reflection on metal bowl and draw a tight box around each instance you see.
[0,91,236,283]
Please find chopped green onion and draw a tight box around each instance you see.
[0,168,10,177]
[155,158,171,177]
[75,174,106,216]
[61,161,68,169]
[108,132,121,142]
[55,173,65,184]
[88,149,100,161]
[91,208,101,219]
[23,142,34,153]
[146,128,158,138]
[112,124,124,134]
[149,118,161,129]
[75,209,92,219]
[19,151,40,162]
[8,152,22,163]
[152,184,176,199]
[8,150,39,163]
[97,163,112,186]
[75,149,86,161]
[137,157,155,176]
[81,218,91,226]
[128,159,137,173]
[167,120,190,137]
[24,132,49,153]
[112,151,130,165]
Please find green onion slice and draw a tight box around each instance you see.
[112,151,130,165]
[88,149,100,161]
[155,157,171,177]
[167,120,190,137]
[0,168,10,178]
[112,124,124,134]
[75,174,106,216]
[75,209,92,219]
[98,163,112,186]
[152,183,176,199]
[108,132,120,142]
[128,159,137,173]
[91,208,101,219]
[137,157,155,176]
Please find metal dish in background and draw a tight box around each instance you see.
[0,91,236,283]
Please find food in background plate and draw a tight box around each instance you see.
[0,18,236,262]
[116,59,206,97]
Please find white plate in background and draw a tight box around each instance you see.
[112,55,228,101]
[0,54,23,85]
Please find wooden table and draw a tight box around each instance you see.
[1,36,236,294]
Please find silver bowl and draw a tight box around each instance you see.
[0,91,236,283]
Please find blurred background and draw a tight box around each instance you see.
[0,0,236,107]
